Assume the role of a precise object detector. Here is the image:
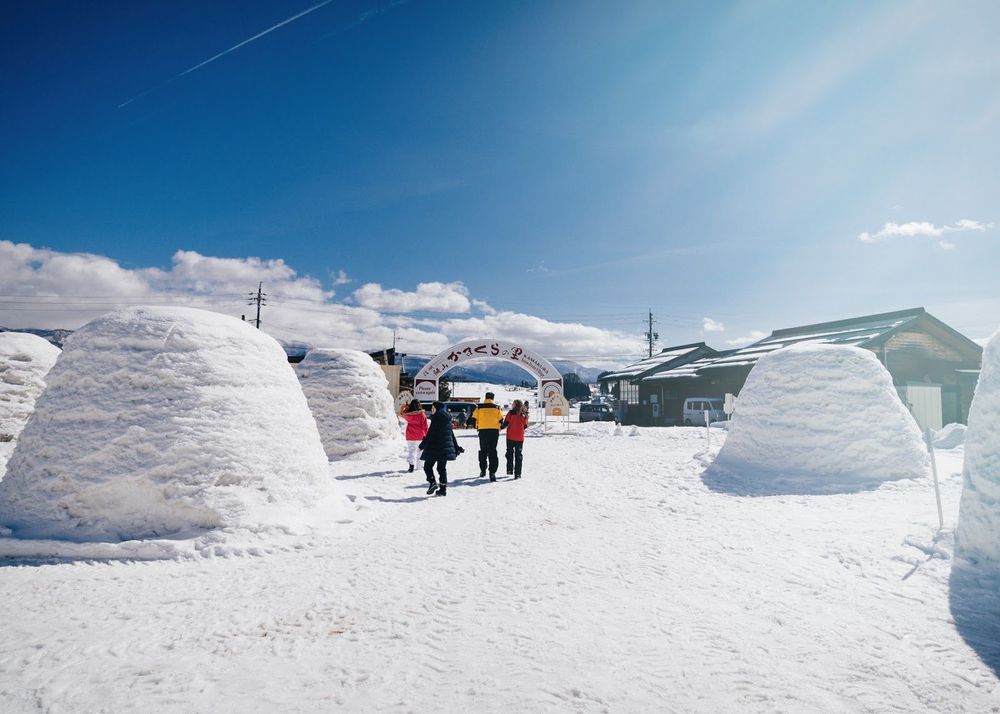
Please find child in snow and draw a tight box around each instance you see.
[401,399,429,473]
[503,399,529,479]
[419,401,464,496]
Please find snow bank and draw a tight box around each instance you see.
[710,344,929,492]
[933,423,967,449]
[955,330,1000,571]
[0,332,60,474]
[297,348,403,459]
[0,307,348,543]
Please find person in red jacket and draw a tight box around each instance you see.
[401,398,429,473]
[502,399,530,479]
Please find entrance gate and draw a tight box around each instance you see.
[413,339,563,401]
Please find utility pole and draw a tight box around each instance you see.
[392,329,405,366]
[644,309,659,358]
[248,282,267,329]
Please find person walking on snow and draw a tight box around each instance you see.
[503,399,529,479]
[470,391,503,481]
[419,401,463,496]
[401,398,429,473]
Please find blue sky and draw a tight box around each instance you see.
[1,1,998,364]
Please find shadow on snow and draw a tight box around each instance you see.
[949,563,1000,677]
[700,462,885,497]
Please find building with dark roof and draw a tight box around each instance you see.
[598,342,718,422]
[618,308,981,429]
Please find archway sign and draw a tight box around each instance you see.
[413,339,563,402]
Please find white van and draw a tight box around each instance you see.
[683,398,726,426]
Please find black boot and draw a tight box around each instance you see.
[435,487,447,496]
[426,482,437,495]
[408,464,414,473]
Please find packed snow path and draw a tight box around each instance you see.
[0,428,996,712]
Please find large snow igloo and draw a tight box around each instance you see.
[0,307,343,541]
[710,343,929,492]
[0,332,61,472]
[297,348,403,459]
[955,329,1000,572]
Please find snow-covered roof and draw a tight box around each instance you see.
[642,308,978,383]
[600,343,713,381]
[642,355,727,381]
[700,310,924,372]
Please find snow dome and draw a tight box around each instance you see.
[0,332,60,472]
[297,348,403,459]
[0,307,343,542]
[710,344,929,492]
[955,329,1000,572]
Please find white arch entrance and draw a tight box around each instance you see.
[413,339,564,401]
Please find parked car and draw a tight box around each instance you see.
[683,398,726,426]
[579,403,615,423]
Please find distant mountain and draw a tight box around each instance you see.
[399,355,609,385]
[0,326,74,348]
[550,361,609,384]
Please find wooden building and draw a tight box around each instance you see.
[638,308,982,430]
[597,343,718,424]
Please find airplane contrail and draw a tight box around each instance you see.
[178,0,337,77]
[118,0,338,108]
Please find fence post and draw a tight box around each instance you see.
[924,428,944,532]
[704,409,711,450]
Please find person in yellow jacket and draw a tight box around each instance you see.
[470,391,504,481]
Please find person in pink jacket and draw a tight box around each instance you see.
[401,398,429,472]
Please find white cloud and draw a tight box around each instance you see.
[954,219,992,232]
[725,330,767,347]
[702,317,725,332]
[0,242,641,367]
[436,311,643,365]
[146,250,331,301]
[857,219,993,245]
[472,299,497,315]
[352,281,471,313]
[331,270,352,286]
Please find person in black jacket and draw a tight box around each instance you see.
[419,401,464,496]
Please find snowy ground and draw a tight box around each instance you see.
[1,426,997,712]
[449,381,535,407]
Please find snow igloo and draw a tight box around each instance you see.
[955,329,1000,572]
[0,332,60,472]
[297,348,403,459]
[710,343,929,492]
[0,307,344,542]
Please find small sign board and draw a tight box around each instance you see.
[396,390,414,412]
[545,393,570,417]
[540,379,564,400]
[414,379,438,400]
[724,393,735,416]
